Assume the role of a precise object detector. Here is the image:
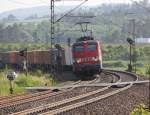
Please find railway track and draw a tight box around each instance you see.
[0,79,83,106]
[10,70,124,115]
[41,71,138,115]
[0,93,28,101]
[0,80,81,102]
[0,90,54,106]
[0,70,138,115]
[43,84,133,115]
[0,74,105,115]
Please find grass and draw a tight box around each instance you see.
[3,18,49,26]
[103,60,149,76]
[131,104,150,115]
[0,70,54,96]
[0,60,148,96]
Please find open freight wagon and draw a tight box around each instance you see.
[0,47,73,71]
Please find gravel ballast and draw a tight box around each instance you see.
[63,76,149,115]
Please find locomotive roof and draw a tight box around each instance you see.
[73,40,99,45]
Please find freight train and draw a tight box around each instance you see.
[72,36,102,75]
[0,49,72,71]
[0,37,102,75]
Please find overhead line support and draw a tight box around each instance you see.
[50,0,55,74]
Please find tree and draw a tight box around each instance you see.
[7,14,17,21]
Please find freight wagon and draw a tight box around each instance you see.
[0,48,72,71]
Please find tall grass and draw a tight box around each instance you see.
[103,60,148,76]
[0,71,54,96]
[131,104,150,115]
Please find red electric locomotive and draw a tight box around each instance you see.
[72,36,102,75]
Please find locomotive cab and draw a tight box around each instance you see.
[72,40,102,75]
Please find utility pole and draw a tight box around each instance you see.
[149,65,150,110]
[50,0,55,75]
[127,37,134,72]
[128,19,136,73]
[131,19,136,73]
[50,0,87,75]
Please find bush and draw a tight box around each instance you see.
[15,75,31,87]
[135,63,144,68]
[15,73,54,87]
[145,64,150,77]
[103,61,126,68]
[30,69,43,77]
[131,104,150,115]
[136,68,145,75]
[0,71,54,95]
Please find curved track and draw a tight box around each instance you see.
[0,70,138,115]
[0,79,83,108]
[0,75,104,115]
[10,70,135,115]
[40,70,138,115]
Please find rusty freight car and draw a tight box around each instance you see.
[0,49,69,71]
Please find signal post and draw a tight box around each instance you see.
[19,48,28,77]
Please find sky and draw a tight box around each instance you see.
[0,0,140,13]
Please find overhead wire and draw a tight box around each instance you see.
[55,0,88,23]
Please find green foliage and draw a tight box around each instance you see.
[1,2,150,43]
[15,74,53,87]
[136,67,146,75]
[0,71,54,95]
[31,69,43,77]
[102,44,129,61]
[0,75,10,95]
[102,44,149,64]
[0,43,52,51]
[145,64,150,77]
[131,104,150,115]
[103,61,126,68]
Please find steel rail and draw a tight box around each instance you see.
[0,93,29,101]
[0,76,102,114]
[43,70,140,89]
[11,71,121,115]
[3,70,137,115]
[0,79,83,107]
[11,86,111,115]
[0,89,70,109]
[0,90,53,106]
[42,71,138,115]
[48,80,148,88]
[43,84,133,115]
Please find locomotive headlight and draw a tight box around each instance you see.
[76,58,81,63]
[92,57,99,61]
[74,58,81,63]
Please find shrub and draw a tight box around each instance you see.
[15,75,30,87]
[131,104,150,115]
[136,63,144,68]
[34,69,43,77]
[15,73,54,87]
[103,61,126,68]
[145,64,150,77]
[30,69,43,77]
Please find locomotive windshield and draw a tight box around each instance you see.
[87,43,97,51]
[73,45,84,52]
